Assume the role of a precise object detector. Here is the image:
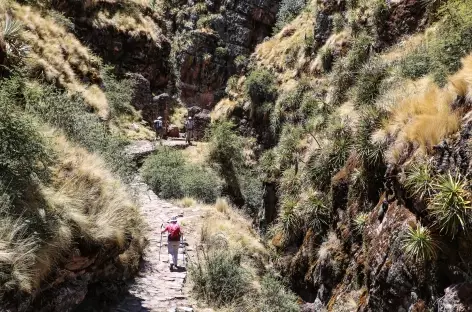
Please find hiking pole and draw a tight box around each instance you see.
[159,224,163,261]
[181,235,186,266]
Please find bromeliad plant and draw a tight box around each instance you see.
[402,222,440,262]
[428,172,472,238]
[405,161,435,201]
[353,212,369,235]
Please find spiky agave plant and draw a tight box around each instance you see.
[299,190,330,233]
[353,107,385,167]
[1,14,28,62]
[404,161,435,201]
[353,212,369,235]
[402,223,439,262]
[272,196,303,245]
[429,173,472,238]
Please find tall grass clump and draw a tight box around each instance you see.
[429,172,471,238]
[141,147,222,203]
[402,223,439,262]
[188,244,249,307]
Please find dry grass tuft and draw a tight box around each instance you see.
[179,197,197,208]
[447,55,472,103]
[10,4,109,118]
[385,78,460,152]
[93,8,163,44]
[0,133,145,295]
[211,98,238,122]
[215,197,230,214]
[254,0,315,75]
[200,199,268,258]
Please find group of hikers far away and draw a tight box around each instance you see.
[153,115,195,145]
[160,216,184,271]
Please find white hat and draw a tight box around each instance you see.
[188,116,192,120]
[158,116,163,120]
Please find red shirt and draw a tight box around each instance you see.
[164,223,181,241]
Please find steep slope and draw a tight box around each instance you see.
[209,0,472,310]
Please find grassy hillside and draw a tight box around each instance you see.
[0,2,152,308]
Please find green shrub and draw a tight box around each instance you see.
[276,124,304,170]
[188,245,250,307]
[399,47,432,79]
[207,121,244,168]
[244,69,277,106]
[141,148,221,203]
[102,67,138,118]
[255,274,300,312]
[404,161,435,201]
[402,223,439,262]
[196,14,220,29]
[429,172,471,238]
[240,173,264,216]
[0,79,51,193]
[274,0,306,33]
[181,166,222,203]
[215,46,228,59]
[207,122,245,206]
[234,55,248,70]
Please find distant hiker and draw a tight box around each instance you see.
[161,216,182,271]
[185,116,194,145]
[154,116,164,143]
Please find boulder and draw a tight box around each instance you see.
[438,283,472,312]
[167,124,180,138]
[193,109,211,140]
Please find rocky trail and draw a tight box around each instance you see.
[110,141,205,312]
[109,178,202,312]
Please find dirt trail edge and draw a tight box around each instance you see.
[112,177,201,312]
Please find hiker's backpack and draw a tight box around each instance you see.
[185,120,194,130]
[154,120,163,130]
[168,223,181,241]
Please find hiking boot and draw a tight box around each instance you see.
[170,264,174,271]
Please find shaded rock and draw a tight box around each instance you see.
[126,73,152,117]
[193,109,211,140]
[438,283,472,312]
[167,124,180,138]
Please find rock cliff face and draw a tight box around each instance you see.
[172,0,279,108]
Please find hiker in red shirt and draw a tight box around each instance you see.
[161,216,182,271]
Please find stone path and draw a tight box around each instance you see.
[110,178,203,312]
